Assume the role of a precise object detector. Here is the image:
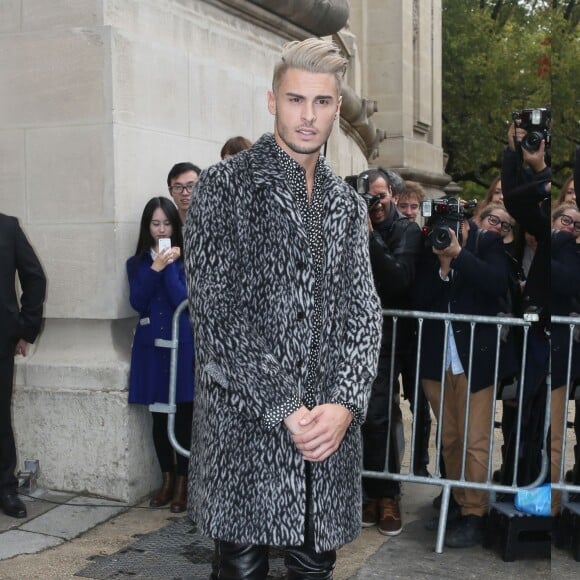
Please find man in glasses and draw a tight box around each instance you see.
[361,168,423,536]
[167,162,202,224]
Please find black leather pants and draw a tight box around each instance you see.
[210,463,336,579]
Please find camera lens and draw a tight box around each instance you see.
[521,131,543,152]
[432,226,451,250]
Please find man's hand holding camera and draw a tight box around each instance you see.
[433,228,462,279]
[509,115,548,174]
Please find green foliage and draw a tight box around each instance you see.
[551,1,580,184]
[442,0,554,191]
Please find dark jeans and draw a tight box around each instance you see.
[0,355,18,494]
[151,402,193,475]
[400,351,432,472]
[211,463,336,579]
[362,333,401,499]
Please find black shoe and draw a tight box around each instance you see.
[413,465,432,478]
[425,498,461,531]
[1,492,27,518]
[432,490,442,510]
[444,515,484,548]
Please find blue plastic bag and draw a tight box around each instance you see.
[514,484,551,516]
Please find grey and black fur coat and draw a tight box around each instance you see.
[184,133,382,552]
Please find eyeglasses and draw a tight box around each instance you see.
[558,214,580,230]
[398,203,419,211]
[169,182,196,194]
[486,214,512,232]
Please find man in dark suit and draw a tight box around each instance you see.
[0,213,46,518]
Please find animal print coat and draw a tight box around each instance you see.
[183,133,382,552]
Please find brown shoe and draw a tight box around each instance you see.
[378,497,403,536]
[170,475,187,513]
[362,498,378,528]
[149,472,174,507]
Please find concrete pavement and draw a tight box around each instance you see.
[0,481,569,579]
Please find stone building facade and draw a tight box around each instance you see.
[0,0,448,501]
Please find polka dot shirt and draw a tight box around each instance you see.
[262,144,359,430]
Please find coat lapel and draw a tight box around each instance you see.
[247,134,309,248]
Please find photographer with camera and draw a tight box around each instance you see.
[357,168,423,536]
[414,196,516,548]
[499,111,551,488]
[551,201,580,515]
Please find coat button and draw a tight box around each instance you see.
[296,261,306,270]
[297,311,306,320]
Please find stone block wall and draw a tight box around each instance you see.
[1,0,367,501]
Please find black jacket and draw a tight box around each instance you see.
[414,227,517,392]
[0,214,46,357]
[368,203,423,308]
[501,146,550,327]
[551,230,580,388]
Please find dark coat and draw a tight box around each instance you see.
[126,254,194,404]
[502,146,551,325]
[183,133,382,552]
[414,227,517,392]
[0,214,46,358]
[551,231,580,388]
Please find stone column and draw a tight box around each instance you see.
[350,0,449,195]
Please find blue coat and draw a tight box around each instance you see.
[127,253,194,404]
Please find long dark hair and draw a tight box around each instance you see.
[134,197,183,257]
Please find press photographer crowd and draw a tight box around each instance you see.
[346,107,579,551]
[1,102,578,567]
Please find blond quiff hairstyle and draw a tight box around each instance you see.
[272,37,348,95]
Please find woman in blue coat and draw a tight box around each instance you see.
[127,197,194,513]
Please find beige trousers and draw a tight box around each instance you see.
[551,386,567,516]
[423,372,494,517]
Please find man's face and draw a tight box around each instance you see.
[169,170,198,213]
[368,177,392,224]
[267,68,341,163]
[397,194,420,222]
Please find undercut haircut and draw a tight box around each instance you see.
[272,37,348,95]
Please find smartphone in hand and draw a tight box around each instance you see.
[158,238,171,253]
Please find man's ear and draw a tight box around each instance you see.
[267,91,276,116]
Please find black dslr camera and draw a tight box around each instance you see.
[421,197,477,250]
[512,108,551,152]
[344,174,380,212]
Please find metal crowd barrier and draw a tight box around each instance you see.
[149,298,191,458]
[363,309,552,554]
[153,302,577,554]
[551,315,580,508]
